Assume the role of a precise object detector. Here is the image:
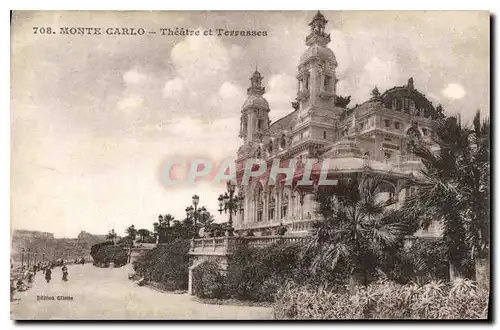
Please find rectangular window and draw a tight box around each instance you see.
[394,122,401,129]
[305,77,309,90]
[384,151,392,159]
[268,208,274,220]
[422,128,428,136]
[257,211,263,222]
[385,119,391,128]
[359,123,364,131]
[281,206,288,219]
[324,76,330,88]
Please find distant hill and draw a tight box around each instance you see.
[12,229,54,240]
[11,230,107,263]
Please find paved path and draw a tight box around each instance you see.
[11,264,273,320]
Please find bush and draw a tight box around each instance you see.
[378,238,450,284]
[274,279,489,319]
[192,261,227,299]
[90,241,113,259]
[91,242,128,267]
[132,239,190,291]
[227,240,307,302]
[96,246,128,267]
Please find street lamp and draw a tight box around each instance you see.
[218,181,244,233]
[186,194,200,225]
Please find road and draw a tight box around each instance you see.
[11,264,273,320]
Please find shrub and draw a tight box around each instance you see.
[91,242,128,267]
[90,241,113,259]
[226,241,299,302]
[274,279,489,319]
[132,239,190,291]
[192,261,227,299]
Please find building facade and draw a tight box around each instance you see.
[233,12,443,237]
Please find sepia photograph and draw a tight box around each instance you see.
[10,10,490,320]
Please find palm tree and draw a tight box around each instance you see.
[402,113,490,281]
[153,214,174,243]
[464,112,490,285]
[137,229,150,243]
[304,174,404,287]
[125,225,137,241]
[106,229,118,243]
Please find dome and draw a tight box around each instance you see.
[242,94,269,109]
[300,44,337,65]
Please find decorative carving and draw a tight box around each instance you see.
[267,140,273,154]
[308,144,322,158]
[334,95,351,108]
[255,146,262,158]
[280,134,286,149]
[254,131,265,143]
[297,89,310,101]
[318,61,325,74]
[291,100,300,111]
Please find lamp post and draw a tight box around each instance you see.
[218,181,244,234]
[186,194,200,226]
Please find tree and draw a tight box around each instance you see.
[153,214,175,243]
[196,207,214,227]
[125,225,137,241]
[137,229,150,243]
[370,86,381,99]
[401,113,490,280]
[106,229,117,243]
[435,104,446,120]
[465,112,490,275]
[305,175,404,287]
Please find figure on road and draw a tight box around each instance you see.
[62,265,68,282]
[45,267,52,283]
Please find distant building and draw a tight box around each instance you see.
[233,11,442,237]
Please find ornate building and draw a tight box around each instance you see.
[233,11,443,237]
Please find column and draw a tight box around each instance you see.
[287,189,292,221]
[247,112,255,142]
[263,191,269,222]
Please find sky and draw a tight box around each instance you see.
[11,11,489,238]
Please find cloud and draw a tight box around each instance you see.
[170,34,234,83]
[117,95,144,110]
[123,67,148,86]
[329,29,350,75]
[219,82,244,100]
[163,77,184,98]
[266,73,296,121]
[338,56,400,104]
[441,83,466,100]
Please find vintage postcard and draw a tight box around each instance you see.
[10,10,490,320]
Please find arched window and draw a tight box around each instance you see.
[257,119,263,130]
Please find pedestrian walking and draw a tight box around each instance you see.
[62,265,68,282]
[45,267,52,283]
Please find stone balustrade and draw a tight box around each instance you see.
[188,235,311,256]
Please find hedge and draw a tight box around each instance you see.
[192,261,227,299]
[90,242,128,267]
[132,239,190,291]
[274,279,489,319]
